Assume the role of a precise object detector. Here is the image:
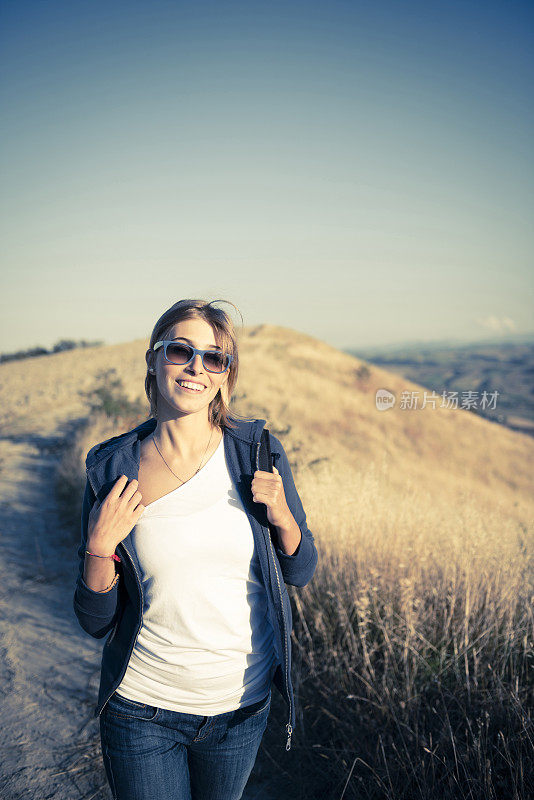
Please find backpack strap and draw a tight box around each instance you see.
[257,427,272,473]
[257,427,279,544]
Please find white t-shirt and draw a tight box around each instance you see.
[115,433,279,715]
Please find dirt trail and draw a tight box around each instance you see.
[0,407,282,799]
[0,412,110,799]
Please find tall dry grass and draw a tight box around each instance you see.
[236,326,533,798]
[44,325,534,798]
[287,456,533,798]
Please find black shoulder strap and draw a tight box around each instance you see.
[257,427,272,473]
[256,427,280,544]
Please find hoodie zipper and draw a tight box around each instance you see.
[86,468,145,717]
[256,441,293,751]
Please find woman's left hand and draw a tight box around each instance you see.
[251,466,292,529]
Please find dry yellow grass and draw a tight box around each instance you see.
[3,323,533,798]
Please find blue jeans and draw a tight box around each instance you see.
[99,688,272,800]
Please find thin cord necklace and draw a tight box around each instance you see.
[152,426,214,485]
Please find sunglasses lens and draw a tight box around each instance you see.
[166,343,193,364]
[204,352,228,372]
[165,344,229,373]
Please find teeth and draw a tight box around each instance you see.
[178,380,204,391]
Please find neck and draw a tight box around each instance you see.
[151,413,219,459]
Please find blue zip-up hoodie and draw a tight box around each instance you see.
[73,416,318,751]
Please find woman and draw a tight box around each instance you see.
[73,298,318,800]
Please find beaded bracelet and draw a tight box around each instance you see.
[86,549,122,563]
[95,572,120,593]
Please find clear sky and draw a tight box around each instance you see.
[1,0,533,353]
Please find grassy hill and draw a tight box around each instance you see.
[1,323,533,798]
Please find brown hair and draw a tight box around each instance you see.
[144,298,254,430]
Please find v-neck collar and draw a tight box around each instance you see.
[142,430,225,510]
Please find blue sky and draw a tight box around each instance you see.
[1,0,533,353]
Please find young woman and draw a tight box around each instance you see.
[73,298,318,800]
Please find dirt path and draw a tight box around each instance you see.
[0,409,285,799]
[0,415,111,799]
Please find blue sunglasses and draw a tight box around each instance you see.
[153,340,233,374]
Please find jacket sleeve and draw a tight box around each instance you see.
[72,476,121,638]
[269,433,318,588]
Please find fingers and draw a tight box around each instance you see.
[129,489,144,511]
[121,478,140,502]
[88,475,146,544]
[133,500,146,516]
[111,475,138,501]
[109,474,129,498]
[254,470,280,479]
[119,477,145,512]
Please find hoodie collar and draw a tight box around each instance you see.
[85,416,267,471]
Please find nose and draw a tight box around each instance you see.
[186,353,204,372]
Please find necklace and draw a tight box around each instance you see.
[151,426,215,485]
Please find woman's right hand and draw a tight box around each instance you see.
[87,475,145,553]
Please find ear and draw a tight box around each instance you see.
[145,349,155,373]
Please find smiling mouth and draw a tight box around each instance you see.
[176,380,206,393]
